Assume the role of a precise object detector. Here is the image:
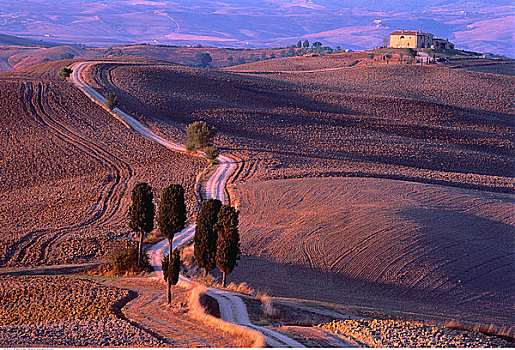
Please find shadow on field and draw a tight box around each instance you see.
[228,252,514,330]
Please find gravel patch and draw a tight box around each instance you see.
[318,319,513,348]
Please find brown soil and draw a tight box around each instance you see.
[88,61,514,193]
[0,60,204,267]
[228,177,514,330]
[224,52,366,72]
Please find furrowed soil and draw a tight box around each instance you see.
[86,59,513,330]
[228,177,514,330]
[0,275,162,347]
[88,61,514,193]
[0,60,204,268]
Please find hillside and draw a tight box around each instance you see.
[86,60,514,193]
[81,58,514,331]
[0,60,203,267]
[0,41,290,71]
[1,1,513,56]
[229,177,514,329]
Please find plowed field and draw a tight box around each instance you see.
[228,177,514,329]
[87,61,514,193]
[0,61,203,267]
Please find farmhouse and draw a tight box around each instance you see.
[389,30,454,50]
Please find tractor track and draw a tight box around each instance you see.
[7,81,134,266]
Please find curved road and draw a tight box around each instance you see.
[69,61,303,348]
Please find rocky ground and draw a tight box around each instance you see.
[318,319,513,348]
[0,318,163,347]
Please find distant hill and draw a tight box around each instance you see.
[0,34,68,48]
[0,0,513,57]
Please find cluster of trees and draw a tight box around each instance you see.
[58,67,73,79]
[365,48,419,65]
[194,199,240,287]
[126,181,240,303]
[195,52,213,67]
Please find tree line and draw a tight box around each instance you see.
[127,182,240,303]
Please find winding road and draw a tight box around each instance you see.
[69,61,304,348]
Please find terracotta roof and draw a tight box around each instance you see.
[390,30,420,36]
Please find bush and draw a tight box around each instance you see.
[205,146,219,164]
[111,246,151,275]
[105,92,117,110]
[58,67,73,80]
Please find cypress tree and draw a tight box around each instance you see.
[128,182,155,268]
[162,248,181,304]
[194,199,222,276]
[157,184,186,302]
[215,205,240,287]
[157,184,187,255]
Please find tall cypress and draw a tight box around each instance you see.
[215,205,240,287]
[194,199,222,276]
[157,184,186,303]
[128,182,154,268]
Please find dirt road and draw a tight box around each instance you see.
[70,61,302,347]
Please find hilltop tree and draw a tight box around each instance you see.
[128,182,155,268]
[303,40,310,48]
[194,199,222,276]
[161,248,180,304]
[186,121,216,152]
[384,54,392,64]
[297,40,302,48]
[313,41,322,48]
[215,205,240,287]
[58,67,73,80]
[195,52,212,67]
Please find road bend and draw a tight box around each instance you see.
[70,61,303,348]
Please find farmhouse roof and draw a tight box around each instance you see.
[390,30,422,36]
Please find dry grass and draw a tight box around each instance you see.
[187,285,265,347]
[259,294,280,319]
[0,275,127,325]
[318,319,513,347]
[445,320,514,342]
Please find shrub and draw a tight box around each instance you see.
[111,246,151,275]
[105,91,117,110]
[58,67,73,80]
[205,146,219,164]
